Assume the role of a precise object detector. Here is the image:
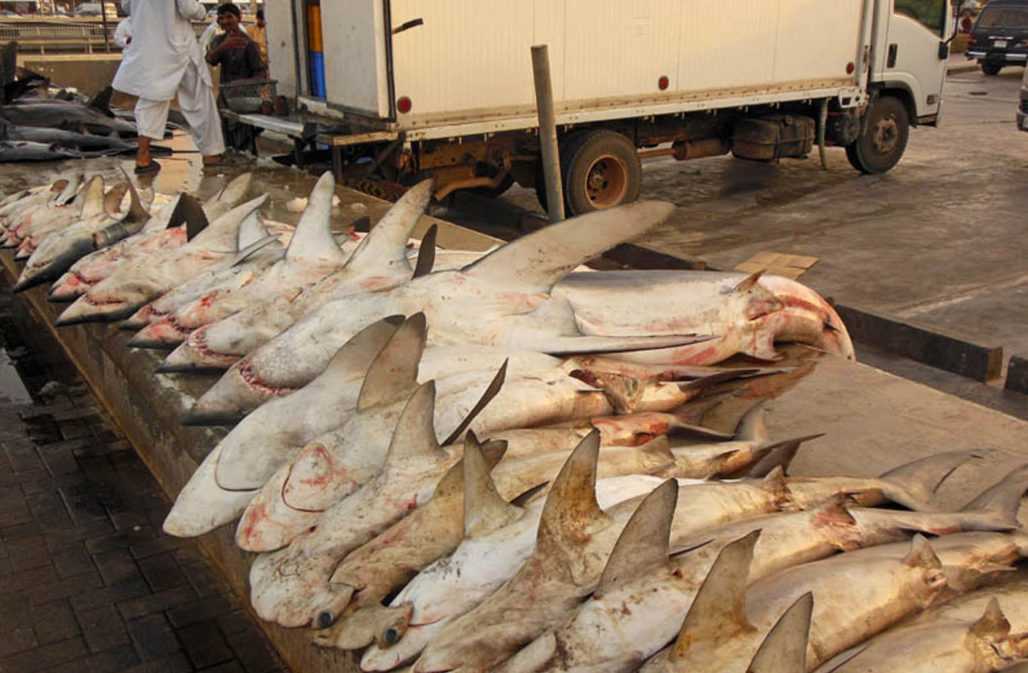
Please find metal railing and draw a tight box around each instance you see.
[0,20,116,53]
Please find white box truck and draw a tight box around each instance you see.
[253,0,954,214]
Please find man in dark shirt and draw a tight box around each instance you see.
[206,3,266,85]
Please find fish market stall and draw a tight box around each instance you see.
[2,160,1028,673]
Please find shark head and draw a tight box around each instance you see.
[180,358,275,425]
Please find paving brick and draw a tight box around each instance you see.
[200,662,246,673]
[117,585,197,622]
[0,591,32,632]
[27,568,104,607]
[49,643,140,673]
[30,599,81,645]
[137,552,189,593]
[225,626,281,673]
[6,534,49,571]
[85,527,158,555]
[51,544,94,578]
[1,561,57,592]
[129,536,189,561]
[0,626,37,657]
[127,614,181,661]
[118,651,193,673]
[1,635,87,673]
[179,621,234,669]
[70,576,152,613]
[78,604,131,653]
[93,549,141,586]
[166,595,233,629]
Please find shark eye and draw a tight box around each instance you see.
[383,627,400,645]
[317,611,334,629]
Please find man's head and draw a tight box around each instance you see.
[256,9,265,27]
[216,3,242,33]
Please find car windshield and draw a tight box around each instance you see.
[977,6,1028,29]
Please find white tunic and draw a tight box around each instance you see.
[112,0,209,102]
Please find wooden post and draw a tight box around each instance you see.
[531,44,564,223]
[99,0,110,52]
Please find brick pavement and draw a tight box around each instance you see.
[0,289,288,673]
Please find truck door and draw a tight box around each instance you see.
[885,0,952,124]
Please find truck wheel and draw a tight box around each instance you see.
[981,62,1003,76]
[845,96,910,175]
[561,130,642,215]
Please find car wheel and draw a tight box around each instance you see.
[846,95,910,175]
[982,62,1003,76]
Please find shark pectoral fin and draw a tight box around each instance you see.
[539,334,716,356]
[412,224,437,279]
[596,478,677,596]
[878,450,985,512]
[284,172,348,266]
[439,360,508,447]
[464,431,523,538]
[383,382,445,464]
[208,173,253,210]
[464,200,676,292]
[493,631,557,673]
[747,592,813,673]
[356,313,425,411]
[670,530,762,662]
[189,195,267,250]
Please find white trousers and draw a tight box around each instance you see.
[134,60,225,156]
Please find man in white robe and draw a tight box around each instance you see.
[113,0,225,174]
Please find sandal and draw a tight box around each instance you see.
[134,160,161,175]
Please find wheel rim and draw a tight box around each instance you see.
[583,154,629,208]
[870,115,899,155]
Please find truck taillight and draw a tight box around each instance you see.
[397,97,412,114]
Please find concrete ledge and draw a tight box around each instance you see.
[834,303,1004,383]
[1007,355,1028,395]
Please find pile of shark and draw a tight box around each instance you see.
[3,168,1028,673]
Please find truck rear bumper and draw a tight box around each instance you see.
[967,50,1028,62]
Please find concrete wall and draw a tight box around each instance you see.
[18,53,121,97]
[265,0,298,98]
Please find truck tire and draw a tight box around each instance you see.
[561,130,642,215]
[845,96,910,175]
[981,62,1003,76]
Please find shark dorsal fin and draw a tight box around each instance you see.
[230,235,279,267]
[342,179,432,276]
[412,224,437,279]
[747,592,813,673]
[87,85,114,115]
[237,210,271,249]
[736,402,769,444]
[54,173,82,205]
[208,172,253,209]
[383,381,445,464]
[176,194,209,240]
[285,172,347,265]
[463,434,522,538]
[101,183,129,219]
[536,430,606,556]
[732,270,764,293]
[439,359,507,446]
[597,478,678,595]
[671,530,761,661]
[323,314,404,374]
[356,313,427,411]
[463,200,675,292]
[122,175,150,224]
[78,175,105,218]
[877,450,980,511]
[902,534,941,569]
[433,434,508,503]
[970,597,1010,640]
[188,195,267,250]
